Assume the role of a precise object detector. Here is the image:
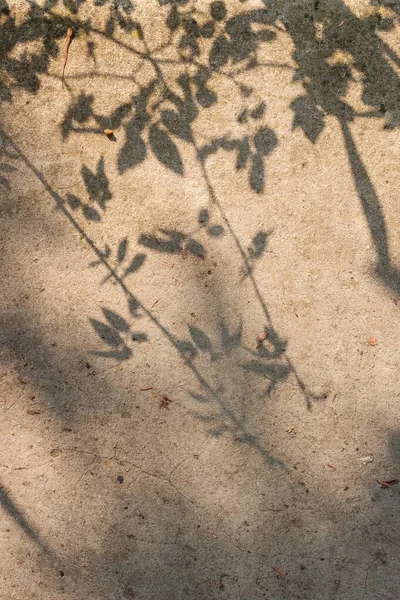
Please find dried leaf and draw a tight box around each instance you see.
[256,331,268,349]
[377,479,399,488]
[159,396,171,410]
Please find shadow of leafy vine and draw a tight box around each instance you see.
[2,4,400,597]
[2,0,398,460]
[85,196,325,460]
[1,0,392,297]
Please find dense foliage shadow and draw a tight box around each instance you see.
[0,0,334,454]
[2,0,399,287]
[1,0,398,499]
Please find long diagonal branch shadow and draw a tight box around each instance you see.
[0,484,59,559]
[2,3,400,597]
[6,0,395,471]
[3,0,397,471]
[0,126,285,467]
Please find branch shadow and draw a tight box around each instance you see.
[0,484,58,559]
[1,0,397,463]
[2,1,400,596]
[2,0,397,294]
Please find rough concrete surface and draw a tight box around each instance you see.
[1,0,400,598]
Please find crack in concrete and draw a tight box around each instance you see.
[117,457,199,507]
[361,564,371,600]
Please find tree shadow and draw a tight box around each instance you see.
[2,0,397,292]
[279,0,400,291]
[0,0,399,464]
[0,484,59,560]
[5,0,397,470]
[2,1,400,596]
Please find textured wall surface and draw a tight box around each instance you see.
[1,1,400,598]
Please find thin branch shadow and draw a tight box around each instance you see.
[0,0,398,483]
[0,484,58,559]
